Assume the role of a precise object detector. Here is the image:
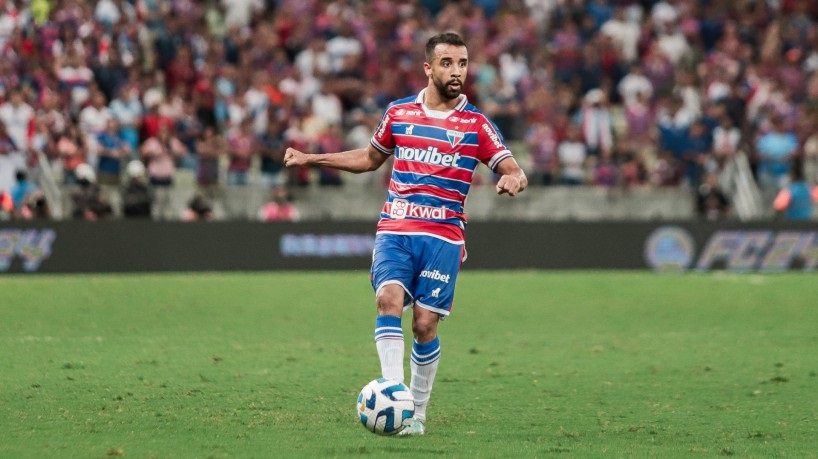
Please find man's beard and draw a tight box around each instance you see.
[433,76,463,100]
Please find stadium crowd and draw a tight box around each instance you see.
[0,0,817,221]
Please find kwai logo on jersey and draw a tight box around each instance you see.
[446,129,464,147]
[389,198,448,220]
[395,146,461,167]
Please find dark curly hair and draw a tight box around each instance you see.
[425,32,467,63]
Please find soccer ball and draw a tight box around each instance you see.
[356,378,415,435]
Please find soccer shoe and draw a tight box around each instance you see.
[398,418,425,436]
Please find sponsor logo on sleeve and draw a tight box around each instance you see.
[481,123,504,149]
[376,114,390,138]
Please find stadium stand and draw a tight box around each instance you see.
[0,0,816,221]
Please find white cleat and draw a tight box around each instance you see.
[398,418,426,436]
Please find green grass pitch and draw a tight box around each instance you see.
[1,271,817,458]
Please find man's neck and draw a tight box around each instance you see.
[422,87,460,112]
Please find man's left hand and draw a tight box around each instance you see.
[496,175,524,196]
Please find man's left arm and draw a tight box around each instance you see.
[494,157,528,197]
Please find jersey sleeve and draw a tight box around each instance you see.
[476,117,513,172]
[370,107,396,155]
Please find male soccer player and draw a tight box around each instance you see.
[283,32,528,436]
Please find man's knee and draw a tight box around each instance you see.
[412,307,439,342]
[376,283,406,316]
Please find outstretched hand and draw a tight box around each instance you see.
[283,148,308,168]
[496,174,525,196]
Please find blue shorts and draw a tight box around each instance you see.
[370,233,465,317]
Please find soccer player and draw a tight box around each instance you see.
[283,32,528,435]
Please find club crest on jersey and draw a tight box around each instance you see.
[446,129,464,147]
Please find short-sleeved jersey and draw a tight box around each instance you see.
[370,89,514,244]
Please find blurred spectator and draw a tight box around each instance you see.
[524,122,558,186]
[652,149,682,187]
[617,63,653,108]
[0,122,24,193]
[140,102,173,146]
[754,115,799,199]
[557,124,588,185]
[710,112,741,173]
[600,5,640,64]
[623,91,656,150]
[35,90,68,139]
[108,84,143,153]
[19,190,50,220]
[295,36,331,78]
[175,100,204,171]
[55,49,94,115]
[656,95,695,183]
[56,125,87,185]
[259,120,286,188]
[225,118,257,186]
[696,171,731,221]
[577,88,614,158]
[258,186,300,222]
[140,123,188,220]
[0,190,12,219]
[316,124,345,186]
[478,57,523,139]
[70,163,113,221]
[121,160,153,219]
[79,90,113,167]
[617,145,649,188]
[681,120,712,187]
[325,20,363,76]
[773,164,818,221]
[182,192,214,221]
[803,127,818,186]
[93,45,129,104]
[10,170,38,214]
[247,78,274,135]
[641,41,675,96]
[0,88,35,154]
[96,119,130,185]
[311,83,344,128]
[222,0,264,29]
[195,125,226,198]
[591,149,618,188]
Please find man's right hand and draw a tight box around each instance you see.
[283,148,309,168]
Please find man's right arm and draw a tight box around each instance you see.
[283,144,389,173]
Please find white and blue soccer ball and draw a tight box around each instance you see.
[356,378,415,435]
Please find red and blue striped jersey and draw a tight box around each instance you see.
[370,89,514,244]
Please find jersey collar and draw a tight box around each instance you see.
[415,88,468,114]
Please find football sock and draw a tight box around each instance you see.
[409,336,441,422]
[374,315,405,383]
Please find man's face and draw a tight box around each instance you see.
[425,44,468,100]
